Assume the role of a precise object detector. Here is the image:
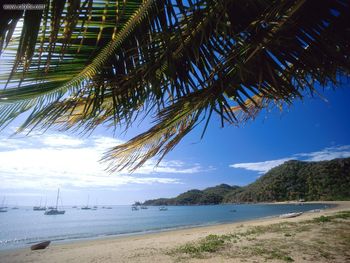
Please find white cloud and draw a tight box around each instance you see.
[230,158,293,174]
[0,133,202,190]
[41,134,85,147]
[294,145,350,162]
[136,160,203,174]
[91,136,124,152]
[229,145,350,174]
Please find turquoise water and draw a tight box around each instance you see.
[0,203,329,250]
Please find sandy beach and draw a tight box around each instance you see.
[1,201,349,263]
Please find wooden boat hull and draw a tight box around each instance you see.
[30,241,51,250]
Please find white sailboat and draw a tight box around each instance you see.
[81,195,91,210]
[92,198,98,210]
[33,197,46,211]
[0,197,7,213]
[159,206,168,211]
[44,189,65,215]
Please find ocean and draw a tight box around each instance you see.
[0,203,329,251]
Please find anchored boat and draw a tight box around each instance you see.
[44,189,65,215]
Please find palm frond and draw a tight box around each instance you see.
[0,0,349,171]
[0,0,158,127]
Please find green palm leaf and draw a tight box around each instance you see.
[0,0,349,171]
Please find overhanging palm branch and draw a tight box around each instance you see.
[0,0,349,172]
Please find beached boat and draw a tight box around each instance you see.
[279,212,303,218]
[44,189,65,215]
[30,241,51,250]
[309,209,322,213]
[159,206,168,211]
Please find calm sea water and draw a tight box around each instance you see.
[0,203,329,251]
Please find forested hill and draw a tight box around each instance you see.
[143,158,350,205]
[143,184,241,206]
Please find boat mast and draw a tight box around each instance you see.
[56,189,60,209]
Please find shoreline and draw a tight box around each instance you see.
[0,201,333,252]
[1,201,349,262]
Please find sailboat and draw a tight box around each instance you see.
[0,197,7,212]
[92,198,98,210]
[44,189,65,215]
[12,202,19,210]
[81,195,91,210]
[33,197,46,211]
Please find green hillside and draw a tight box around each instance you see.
[143,158,350,205]
[224,158,350,203]
[143,184,240,205]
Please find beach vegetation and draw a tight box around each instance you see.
[312,215,331,223]
[242,244,295,262]
[171,210,350,261]
[0,1,349,171]
[174,234,234,256]
[309,211,350,224]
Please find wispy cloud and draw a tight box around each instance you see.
[294,145,350,162]
[0,133,204,190]
[41,134,85,147]
[229,145,350,174]
[230,158,293,174]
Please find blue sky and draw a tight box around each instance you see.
[0,84,349,206]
